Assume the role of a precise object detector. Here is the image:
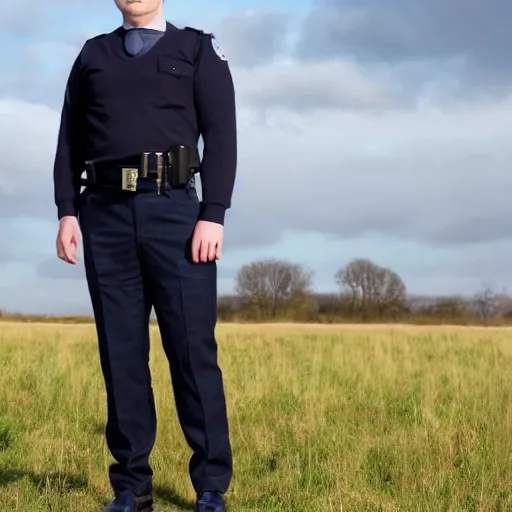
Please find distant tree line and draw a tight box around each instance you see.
[217,257,512,325]
[1,257,511,326]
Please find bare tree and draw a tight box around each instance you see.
[235,259,313,319]
[334,258,406,320]
[472,285,498,323]
[493,289,512,319]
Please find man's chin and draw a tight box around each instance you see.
[123,4,150,15]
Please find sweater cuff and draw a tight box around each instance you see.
[57,200,77,220]
[199,202,226,225]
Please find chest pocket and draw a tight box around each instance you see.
[157,55,195,105]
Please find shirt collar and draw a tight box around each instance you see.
[123,15,166,32]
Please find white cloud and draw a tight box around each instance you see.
[234,59,390,111]
[228,91,511,247]
[0,99,59,193]
[215,10,293,67]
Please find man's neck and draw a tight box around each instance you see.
[122,10,165,30]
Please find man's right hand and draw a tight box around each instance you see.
[56,216,81,264]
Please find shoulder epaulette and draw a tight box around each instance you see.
[184,26,207,35]
[183,26,209,65]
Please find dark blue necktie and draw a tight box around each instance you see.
[124,28,163,56]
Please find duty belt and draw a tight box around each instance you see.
[82,145,200,195]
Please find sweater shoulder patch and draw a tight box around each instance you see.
[184,27,227,61]
[209,34,227,61]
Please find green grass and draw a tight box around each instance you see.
[1,322,512,511]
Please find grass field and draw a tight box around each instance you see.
[1,322,512,511]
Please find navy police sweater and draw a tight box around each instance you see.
[53,22,237,225]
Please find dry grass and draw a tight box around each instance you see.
[1,322,512,511]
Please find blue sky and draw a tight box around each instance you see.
[0,0,511,314]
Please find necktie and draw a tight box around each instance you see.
[124,28,163,56]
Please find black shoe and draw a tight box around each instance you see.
[195,492,225,512]
[99,490,153,512]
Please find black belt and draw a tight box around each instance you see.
[82,145,200,194]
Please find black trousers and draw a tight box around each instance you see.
[78,183,232,497]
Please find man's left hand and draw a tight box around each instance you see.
[191,220,223,263]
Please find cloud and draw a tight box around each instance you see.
[234,59,390,112]
[0,99,60,220]
[36,258,85,280]
[297,0,512,94]
[0,1,48,35]
[228,94,512,249]
[0,40,81,109]
[216,10,293,68]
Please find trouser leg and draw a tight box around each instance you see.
[79,189,156,497]
[136,187,232,495]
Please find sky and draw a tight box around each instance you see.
[0,0,510,314]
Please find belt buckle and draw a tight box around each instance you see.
[121,167,138,192]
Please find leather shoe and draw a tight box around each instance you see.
[195,491,225,512]
[99,490,153,512]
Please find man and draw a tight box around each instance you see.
[52,0,237,510]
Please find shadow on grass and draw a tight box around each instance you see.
[0,469,195,510]
[91,420,106,436]
[0,468,89,491]
[154,484,195,511]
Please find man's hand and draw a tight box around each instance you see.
[56,216,81,264]
[191,220,223,263]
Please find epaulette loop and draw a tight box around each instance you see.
[184,26,206,35]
